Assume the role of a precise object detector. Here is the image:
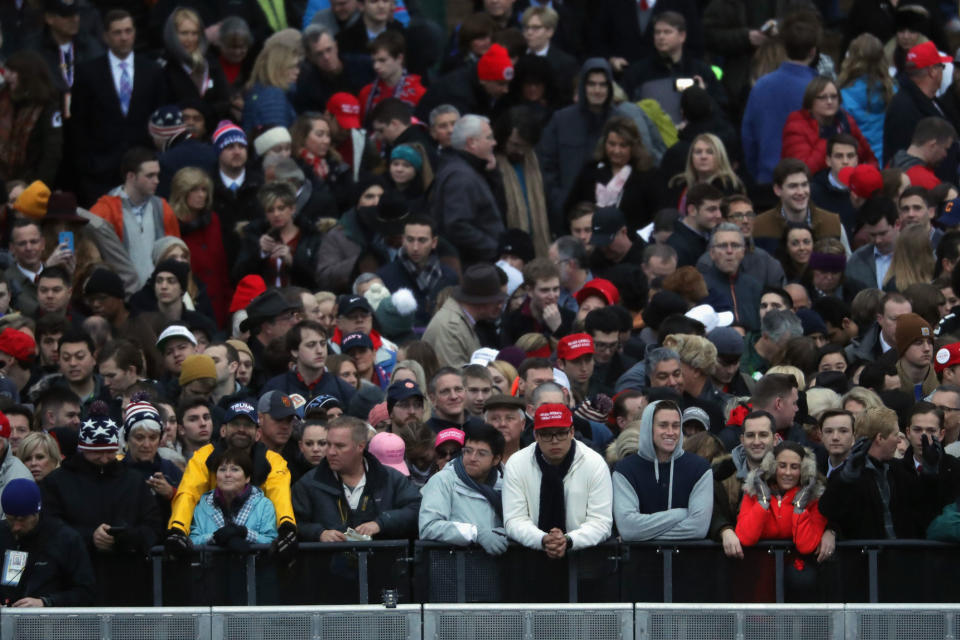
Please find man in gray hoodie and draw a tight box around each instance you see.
[612,400,712,541]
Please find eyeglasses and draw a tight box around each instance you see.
[713,242,744,251]
[594,340,620,352]
[537,429,572,443]
[462,446,493,458]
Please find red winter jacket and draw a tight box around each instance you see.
[781,109,877,175]
[734,486,827,555]
[181,211,230,328]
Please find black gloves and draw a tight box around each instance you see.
[212,523,248,547]
[840,437,871,481]
[164,528,192,559]
[271,522,298,564]
[921,434,943,475]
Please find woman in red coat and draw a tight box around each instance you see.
[735,441,834,599]
[781,76,877,175]
[169,167,231,328]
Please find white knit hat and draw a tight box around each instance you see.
[253,126,292,157]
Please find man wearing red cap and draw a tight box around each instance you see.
[502,403,612,558]
[555,334,595,405]
[416,43,514,121]
[883,40,956,167]
[0,328,36,396]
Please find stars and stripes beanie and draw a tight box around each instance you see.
[78,401,120,452]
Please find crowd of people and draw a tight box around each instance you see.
[3,0,960,609]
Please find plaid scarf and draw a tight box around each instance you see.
[399,248,445,294]
[204,485,261,541]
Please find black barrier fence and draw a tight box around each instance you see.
[133,539,960,607]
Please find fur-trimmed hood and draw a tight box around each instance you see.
[743,447,825,500]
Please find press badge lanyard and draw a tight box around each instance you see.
[2,550,27,587]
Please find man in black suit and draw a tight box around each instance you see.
[521,6,578,104]
[28,0,103,97]
[70,9,165,205]
[587,0,703,73]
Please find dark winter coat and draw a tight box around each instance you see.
[292,451,421,540]
[430,148,505,265]
[41,454,162,554]
[232,216,324,289]
[0,515,95,607]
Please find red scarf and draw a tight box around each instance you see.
[299,147,329,180]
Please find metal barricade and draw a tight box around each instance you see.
[635,603,846,640]
[0,607,211,640]
[422,603,633,640]
[136,538,960,606]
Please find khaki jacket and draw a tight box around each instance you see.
[422,297,480,367]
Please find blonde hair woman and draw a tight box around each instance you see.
[162,8,229,109]
[885,224,935,291]
[167,167,230,325]
[669,134,745,208]
[841,386,883,417]
[838,33,896,161]
[16,431,61,482]
[242,35,303,130]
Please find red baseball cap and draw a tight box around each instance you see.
[906,41,952,70]
[435,428,465,449]
[935,342,960,373]
[838,165,882,199]
[326,92,362,129]
[534,403,573,430]
[557,333,595,361]
[0,328,35,362]
[574,278,620,306]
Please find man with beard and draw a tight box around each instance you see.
[164,401,298,563]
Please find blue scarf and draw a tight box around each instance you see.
[452,457,502,519]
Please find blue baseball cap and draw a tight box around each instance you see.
[342,332,374,353]
[224,400,258,426]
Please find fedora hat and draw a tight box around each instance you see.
[453,264,506,305]
[46,191,88,224]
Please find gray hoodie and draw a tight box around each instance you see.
[611,400,713,541]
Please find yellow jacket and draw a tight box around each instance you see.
[168,442,296,534]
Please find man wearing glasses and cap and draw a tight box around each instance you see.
[329,294,399,376]
[502,404,612,558]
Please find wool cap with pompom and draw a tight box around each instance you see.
[374,288,418,342]
[78,401,120,452]
[123,391,162,440]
